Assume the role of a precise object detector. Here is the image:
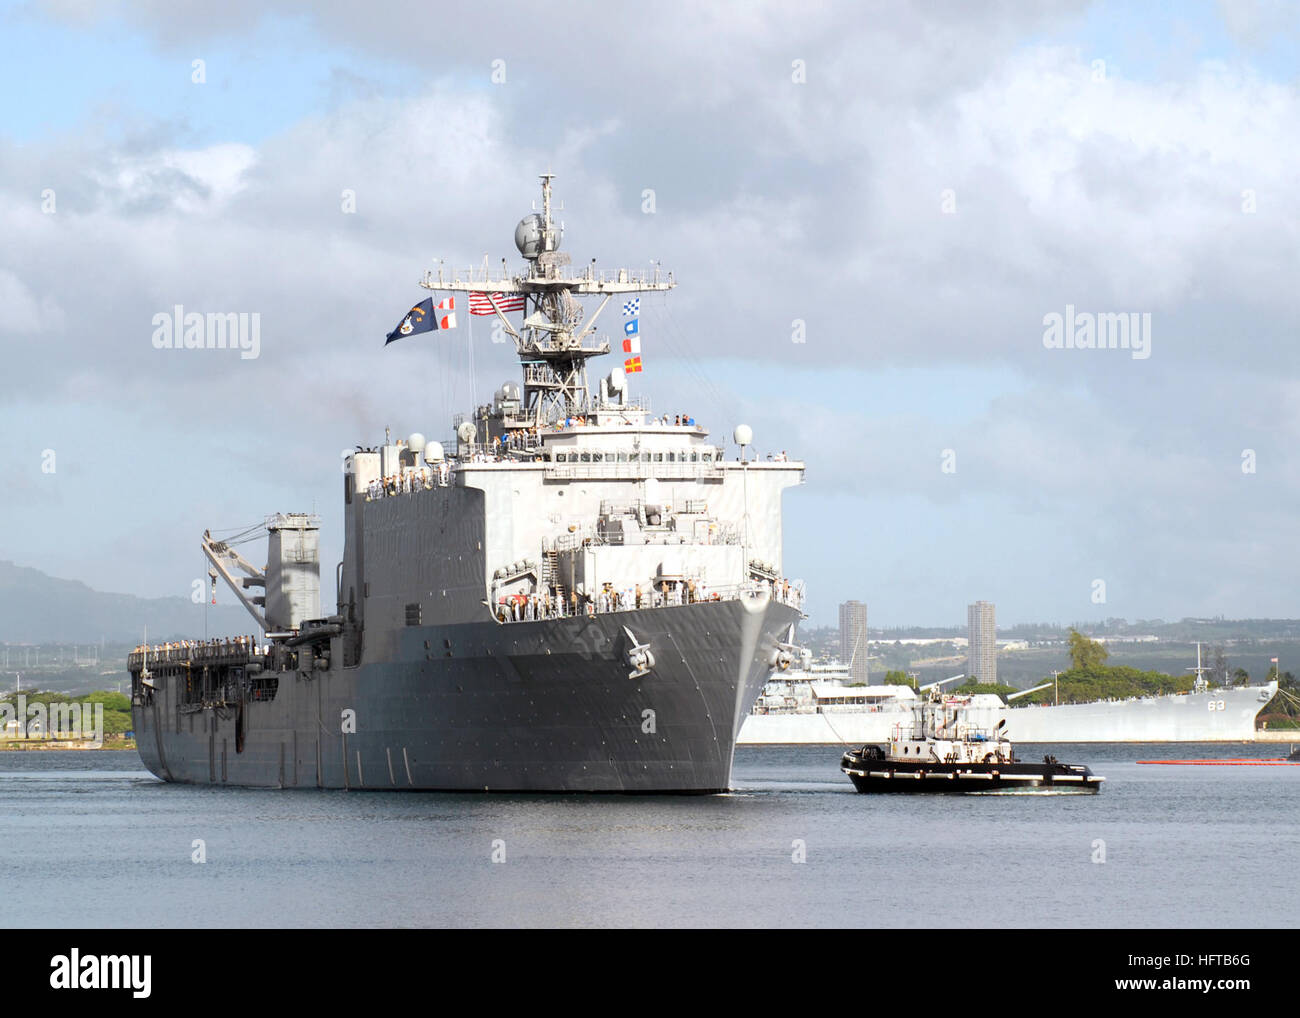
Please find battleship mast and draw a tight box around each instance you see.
[420,174,674,424]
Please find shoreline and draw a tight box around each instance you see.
[0,740,136,751]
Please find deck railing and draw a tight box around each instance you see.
[492,578,804,623]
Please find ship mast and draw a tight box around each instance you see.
[419,174,674,424]
[1187,641,1211,692]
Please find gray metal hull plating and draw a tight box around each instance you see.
[133,597,798,792]
[984,683,1276,742]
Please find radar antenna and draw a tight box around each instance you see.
[419,175,674,424]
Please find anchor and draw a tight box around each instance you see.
[768,623,810,672]
[623,626,655,680]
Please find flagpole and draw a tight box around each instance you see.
[467,292,476,433]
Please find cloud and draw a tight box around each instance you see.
[0,269,64,332]
[2,1,1297,624]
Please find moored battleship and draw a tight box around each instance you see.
[962,681,1276,743]
[129,176,806,792]
[739,656,1276,744]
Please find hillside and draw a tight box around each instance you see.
[0,560,254,643]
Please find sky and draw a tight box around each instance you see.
[1,0,1297,628]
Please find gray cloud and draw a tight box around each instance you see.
[3,0,1297,624]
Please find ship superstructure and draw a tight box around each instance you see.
[130,176,806,792]
[739,661,920,745]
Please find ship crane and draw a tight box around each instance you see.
[201,528,270,632]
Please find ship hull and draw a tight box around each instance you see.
[740,683,1276,744]
[738,710,902,745]
[132,598,798,793]
[979,683,1276,743]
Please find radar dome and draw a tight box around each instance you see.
[423,441,444,463]
[515,214,542,258]
[406,433,426,455]
[456,421,476,444]
[514,212,562,260]
[733,424,753,447]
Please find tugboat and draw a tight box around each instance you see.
[840,681,1104,794]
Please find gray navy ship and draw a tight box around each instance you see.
[129,176,806,792]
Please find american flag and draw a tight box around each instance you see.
[469,292,527,315]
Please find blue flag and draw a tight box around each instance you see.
[386,298,438,345]
[624,318,639,336]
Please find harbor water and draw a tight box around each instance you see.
[4,743,1298,928]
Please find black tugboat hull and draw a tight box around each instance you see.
[840,749,1103,794]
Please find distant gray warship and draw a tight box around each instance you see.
[129,176,806,792]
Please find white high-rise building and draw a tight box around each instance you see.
[967,601,997,683]
[839,600,868,684]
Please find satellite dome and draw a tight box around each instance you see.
[515,212,561,260]
[733,424,753,447]
[407,432,426,455]
[423,441,444,463]
[515,213,563,260]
